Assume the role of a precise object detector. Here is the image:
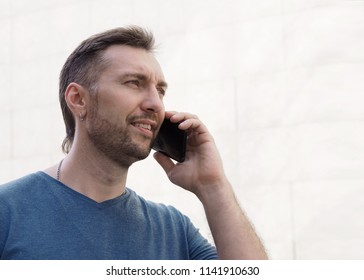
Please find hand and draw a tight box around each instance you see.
[153,111,228,198]
[154,112,268,259]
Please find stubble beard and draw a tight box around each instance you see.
[86,105,154,168]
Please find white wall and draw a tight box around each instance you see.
[1,0,364,259]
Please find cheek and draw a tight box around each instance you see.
[158,104,166,120]
[91,94,130,120]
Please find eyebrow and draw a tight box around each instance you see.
[122,73,168,89]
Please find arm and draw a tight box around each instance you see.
[154,112,268,260]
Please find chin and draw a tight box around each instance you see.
[116,146,152,167]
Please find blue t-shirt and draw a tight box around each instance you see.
[0,172,217,260]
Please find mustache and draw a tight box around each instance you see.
[127,113,159,124]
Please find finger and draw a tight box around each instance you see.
[178,118,209,135]
[165,112,209,135]
[153,152,175,175]
[164,111,178,119]
[169,112,198,123]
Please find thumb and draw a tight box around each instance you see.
[153,152,175,175]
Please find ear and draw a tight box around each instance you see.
[65,82,88,120]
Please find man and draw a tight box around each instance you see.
[0,26,267,260]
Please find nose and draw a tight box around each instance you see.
[141,86,164,113]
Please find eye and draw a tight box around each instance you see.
[157,87,166,97]
[125,80,140,88]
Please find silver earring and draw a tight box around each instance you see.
[79,112,84,121]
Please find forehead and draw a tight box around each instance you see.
[101,45,165,80]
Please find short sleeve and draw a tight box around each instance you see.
[183,215,218,260]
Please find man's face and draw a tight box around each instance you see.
[86,45,167,167]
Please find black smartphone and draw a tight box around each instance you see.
[152,118,187,162]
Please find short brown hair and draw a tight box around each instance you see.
[59,26,155,153]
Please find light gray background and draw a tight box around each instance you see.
[1,0,363,259]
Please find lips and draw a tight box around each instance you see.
[130,119,158,138]
[133,123,152,131]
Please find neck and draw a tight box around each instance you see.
[57,145,129,203]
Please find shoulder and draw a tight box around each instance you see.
[127,190,218,260]
[127,189,190,225]
[0,173,38,195]
[0,172,52,203]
